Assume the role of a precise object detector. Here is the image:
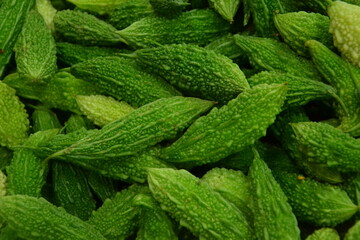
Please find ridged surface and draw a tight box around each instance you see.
[306,228,340,240]
[150,0,188,18]
[209,0,240,22]
[136,44,249,102]
[344,221,360,240]
[274,171,358,227]
[205,34,244,59]
[31,108,61,133]
[161,84,287,166]
[0,82,29,147]
[0,195,106,240]
[71,56,181,107]
[234,35,322,80]
[67,0,127,15]
[147,168,253,239]
[0,170,6,197]
[87,171,117,202]
[117,9,230,49]
[306,40,360,136]
[249,150,301,240]
[14,10,57,82]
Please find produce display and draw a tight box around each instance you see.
[1,0,360,239]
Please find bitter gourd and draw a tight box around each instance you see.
[328,1,360,67]
[306,40,360,136]
[291,122,360,173]
[248,71,337,108]
[31,107,61,133]
[147,168,253,239]
[66,0,127,15]
[87,170,117,202]
[274,11,333,56]
[0,147,12,170]
[0,0,35,77]
[0,195,106,240]
[52,161,96,220]
[161,84,287,166]
[71,56,181,107]
[274,171,358,227]
[209,0,240,22]
[48,96,214,161]
[133,193,178,240]
[56,42,129,66]
[64,114,94,134]
[117,9,230,49]
[150,0,189,18]
[134,44,249,103]
[54,10,123,46]
[341,174,360,220]
[106,0,154,30]
[88,184,146,240]
[205,34,245,60]
[14,10,57,83]
[0,81,29,147]
[248,150,301,240]
[234,34,322,80]
[306,228,340,240]
[0,170,6,197]
[344,221,360,240]
[35,0,57,32]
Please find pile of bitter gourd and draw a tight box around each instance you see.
[1,0,360,239]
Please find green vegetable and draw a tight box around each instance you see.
[0,147,13,170]
[209,0,240,22]
[0,195,106,239]
[0,0,35,77]
[31,107,61,133]
[64,114,94,134]
[76,95,134,127]
[87,170,117,202]
[117,9,230,49]
[248,150,301,240]
[148,168,253,239]
[134,44,249,103]
[344,221,360,240]
[328,1,360,68]
[274,171,358,227]
[161,84,287,166]
[35,0,57,32]
[306,228,340,240]
[0,82,29,147]
[0,170,6,197]
[66,0,127,15]
[71,57,181,107]
[150,0,189,18]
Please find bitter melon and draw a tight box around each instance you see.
[134,44,249,103]
[0,147,12,170]
[274,11,333,56]
[344,221,360,240]
[70,56,181,107]
[0,195,106,239]
[306,40,360,136]
[147,168,253,239]
[0,170,6,197]
[328,1,360,67]
[150,0,189,18]
[0,81,29,147]
[205,34,245,60]
[117,9,230,49]
[66,0,127,15]
[306,228,340,240]
[64,114,94,134]
[209,0,240,22]
[248,150,301,240]
[274,171,358,227]
[35,0,57,32]
[87,170,117,202]
[31,107,61,133]
[161,84,287,166]
[234,34,322,80]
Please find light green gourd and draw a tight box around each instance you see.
[208,0,240,22]
[66,0,127,15]
[305,228,340,240]
[344,221,360,240]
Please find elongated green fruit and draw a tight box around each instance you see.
[0,226,21,240]
[0,82,29,147]
[133,193,178,240]
[14,10,57,82]
[87,171,117,202]
[36,0,57,32]
[247,0,285,37]
[248,71,336,108]
[64,114,94,134]
[66,0,127,15]
[205,34,244,60]
[234,35,322,80]
[345,221,360,240]
[117,9,230,49]
[274,11,333,56]
[306,228,340,240]
[71,57,181,107]
[209,0,240,22]
[150,0,189,18]
[0,0,35,77]
[56,42,130,66]
[88,185,147,240]
[134,44,249,102]
[342,174,360,220]
[148,168,253,239]
[31,107,61,133]
[274,172,358,227]
[306,40,360,136]
[0,170,6,197]
[52,161,96,220]
[50,96,214,161]
[291,122,360,173]
[201,168,252,220]
[76,95,134,127]
[0,147,12,170]
[328,1,360,67]
[0,195,106,240]
[161,84,287,166]
[249,150,300,240]
[54,10,123,46]
[106,0,154,30]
